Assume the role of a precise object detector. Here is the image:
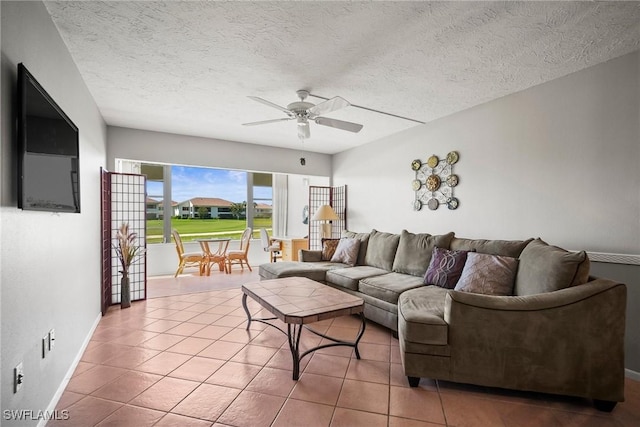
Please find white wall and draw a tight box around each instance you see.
[333,51,640,372]
[286,174,331,238]
[333,52,640,254]
[107,126,332,178]
[1,1,107,423]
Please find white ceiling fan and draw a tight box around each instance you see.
[243,90,363,139]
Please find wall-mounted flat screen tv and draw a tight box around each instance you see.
[17,63,80,213]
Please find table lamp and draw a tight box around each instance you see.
[312,205,339,239]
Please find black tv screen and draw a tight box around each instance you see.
[18,63,80,213]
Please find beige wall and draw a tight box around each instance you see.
[333,51,640,372]
[1,1,107,422]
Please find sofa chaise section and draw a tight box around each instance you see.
[399,278,626,409]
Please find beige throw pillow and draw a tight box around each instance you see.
[454,252,519,296]
[330,238,360,266]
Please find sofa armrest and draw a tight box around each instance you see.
[300,250,323,262]
[443,278,626,401]
[444,278,623,313]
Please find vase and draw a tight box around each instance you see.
[121,274,131,308]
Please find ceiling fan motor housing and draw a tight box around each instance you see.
[287,101,315,117]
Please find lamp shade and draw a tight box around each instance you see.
[312,205,339,221]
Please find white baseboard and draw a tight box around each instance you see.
[38,312,102,427]
[626,368,640,381]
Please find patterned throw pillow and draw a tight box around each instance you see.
[321,238,340,261]
[454,252,519,296]
[423,247,469,288]
[330,238,360,266]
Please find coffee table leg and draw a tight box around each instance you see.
[241,293,252,331]
[287,323,304,380]
[353,312,366,359]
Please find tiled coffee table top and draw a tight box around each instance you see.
[242,276,364,324]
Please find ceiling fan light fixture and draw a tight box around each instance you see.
[297,117,307,127]
[298,121,310,139]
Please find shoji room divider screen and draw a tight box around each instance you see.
[101,168,147,315]
[308,185,347,250]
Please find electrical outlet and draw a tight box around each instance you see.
[14,362,24,393]
[42,335,49,358]
[49,329,56,350]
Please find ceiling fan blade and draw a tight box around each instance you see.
[298,123,310,139]
[248,96,293,116]
[315,117,363,133]
[307,96,350,117]
[242,117,293,126]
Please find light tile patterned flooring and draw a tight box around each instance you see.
[51,271,640,426]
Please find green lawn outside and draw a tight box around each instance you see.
[147,217,272,244]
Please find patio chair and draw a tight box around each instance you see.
[260,228,281,263]
[226,227,253,272]
[171,229,204,277]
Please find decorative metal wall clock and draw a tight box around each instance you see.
[411,151,459,211]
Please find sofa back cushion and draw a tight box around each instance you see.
[450,237,533,258]
[392,230,455,277]
[364,229,400,271]
[514,238,590,296]
[454,252,519,296]
[342,230,370,266]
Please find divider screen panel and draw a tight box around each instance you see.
[308,185,347,250]
[110,172,147,303]
[101,168,112,315]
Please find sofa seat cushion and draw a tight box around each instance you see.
[359,272,425,305]
[326,266,388,291]
[398,286,450,345]
[258,261,346,282]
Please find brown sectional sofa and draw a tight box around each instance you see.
[258,229,627,411]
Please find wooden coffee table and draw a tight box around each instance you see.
[241,276,366,380]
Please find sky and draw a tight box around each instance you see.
[147,166,272,204]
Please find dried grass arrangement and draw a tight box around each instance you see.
[114,222,144,275]
[113,222,145,307]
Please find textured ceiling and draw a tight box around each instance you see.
[44,1,640,154]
